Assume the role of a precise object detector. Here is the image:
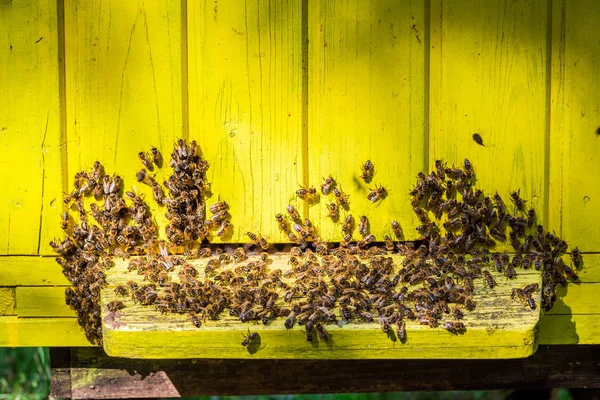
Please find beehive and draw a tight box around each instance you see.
[0,0,599,354]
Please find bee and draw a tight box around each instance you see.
[275,213,289,232]
[320,175,335,195]
[232,247,247,263]
[304,320,315,341]
[452,307,464,320]
[523,283,540,294]
[189,312,202,328]
[316,323,330,342]
[150,147,162,166]
[379,315,391,333]
[340,233,353,247]
[571,247,582,268]
[114,284,128,296]
[106,300,125,312]
[333,187,348,206]
[367,184,387,203]
[60,211,69,230]
[395,319,406,341]
[527,208,536,227]
[210,201,229,214]
[197,247,212,258]
[483,271,496,288]
[247,232,269,251]
[138,151,153,170]
[241,329,259,347]
[286,205,301,222]
[384,235,395,252]
[359,216,369,236]
[151,181,165,204]
[284,312,296,329]
[463,158,472,171]
[361,160,374,181]
[296,186,317,200]
[443,321,465,333]
[357,234,375,248]
[215,220,230,237]
[327,203,339,220]
[391,220,403,239]
[510,189,526,212]
[342,215,354,234]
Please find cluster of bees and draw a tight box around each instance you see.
[53,138,582,347]
[51,161,158,344]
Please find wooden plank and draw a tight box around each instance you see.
[64,0,182,237]
[539,315,600,345]
[0,316,93,347]
[429,0,549,228]
[16,286,74,317]
[550,0,600,252]
[0,288,16,316]
[49,348,72,400]
[101,256,541,359]
[187,0,305,243]
[307,0,426,242]
[0,256,68,286]
[0,0,63,255]
[52,346,600,399]
[546,284,600,316]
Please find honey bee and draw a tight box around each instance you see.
[327,203,339,220]
[60,211,69,230]
[359,216,369,236]
[215,220,230,237]
[527,208,536,227]
[138,151,153,170]
[151,181,165,204]
[384,235,395,252]
[342,215,354,234]
[361,160,374,181]
[316,323,330,342]
[286,205,301,222]
[114,284,128,296]
[247,232,269,251]
[296,186,317,200]
[378,315,391,333]
[340,233,353,247]
[483,271,496,288]
[241,329,259,347]
[275,213,289,232]
[391,220,403,239]
[357,234,375,248]
[210,201,229,214]
[510,189,526,212]
[106,300,125,312]
[571,247,582,269]
[395,319,406,341]
[189,312,202,328]
[367,184,387,203]
[150,147,162,166]
[333,187,348,206]
[320,175,335,195]
[443,321,465,333]
[136,169,147,183]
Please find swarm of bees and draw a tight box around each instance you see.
[53,140,582,347]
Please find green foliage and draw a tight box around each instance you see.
[0,348,50,400]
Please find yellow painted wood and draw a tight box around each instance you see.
[16,287,74,318]
[539,315,600,345]
[0,257,68,286]
[550,0,600,252]
[101,255,541,359]
[0,0,64,255]
[547,284,600,316]
[187,0,305,243]
[429,0,549,228]
[64,0,182,237]
[307,0,426,242]
[0,288,16,316]
[0,316,92,347]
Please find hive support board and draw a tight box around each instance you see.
[101,254,542,359]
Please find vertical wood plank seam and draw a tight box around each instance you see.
[181,0,189,141]
[423,0,431,171]
[544,0,553,227]
[301,0,309,217]
[36,114,49,255]
[57,0,68,215]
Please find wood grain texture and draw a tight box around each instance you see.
[307,0,426,242]
[187,0,305,243]
[539,315,600,345]
[0,0,63,255]
[0,316,92,347]
[16,286,74,317]
[0,256,68,286]
[64,0,182,237]
[52,346,600,399]
[550,0,600,251]
[101,256,541,359]
[429,0,549,228]
[0,288,15,316]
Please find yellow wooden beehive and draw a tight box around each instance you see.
[0,0,598,355]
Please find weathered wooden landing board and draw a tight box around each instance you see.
[101,254,542,360]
